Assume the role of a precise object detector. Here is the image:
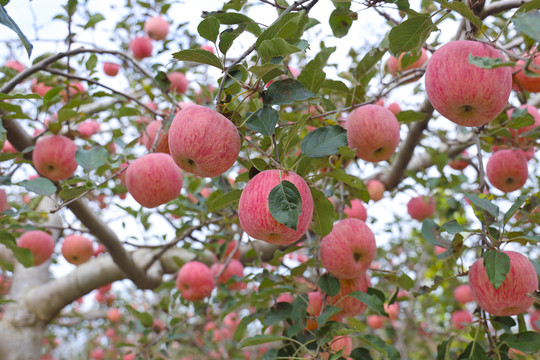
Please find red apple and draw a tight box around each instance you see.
[210,258,245,290]
[0,189,8,213]
[329,274,369,317]
[367,179,385,202]
[387,47,429,76]
[513,52,540,93]
[238,170,314,245]
[451,309,473,330]
[61,234,94,265]
[384,302,400,321]
[387,102,402,115]
[31,80,52,97]
[425,40,512,127]
[320,218,376,279]
[201,44,214,53]
[103,62,121,77]
[322,336,353,359]
[407,196,435,221]
[367,314,386,329]
[2,140,17,153]
[345,104,400,162]
[277,293,294,303]
[125,153,183,208]
[5,60,25,72]
[468,250,538,316]
[486,149,528,193]
[144,16,169,40]
[17,230,55,266]
[449,150,469,171]
[90,349,105,360]
[141,120,169,153]
[168,105,241,177]
[32,135,78,181]
[77,120,100,139]
[130,36,153,60]
[343,199,367,221]
[306,291,323,331]
[107,308,121,322]
[434,246,446,255]
[454,284,474,304]
[168,71,189,94]
[176,261,215,301]
[61,82,86,101]
[530,309,540,332]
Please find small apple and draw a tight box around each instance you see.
[238,169,314,245]
[0,189,8,212]
[61,82,86,101]
[451,309,473,330]
[320,218,376,279]
[387,47,429,76]
[329,274,370,317]
[61,234,94,265]
[407,196,435,221]
[130,36,153,60]
[486,149,528,193]
[385,302,400,321]
[144,16,169,40]
[343,199,367,221]
[454,284,474,304]
[107,308,121,322]
[17,230,55,266]
[90,349,105,360]
[168,72,189,94]
[468,250,538,316]
[367,314,386,329]
[5,60,25,72]
[125,153,183,208]
[32,135,78,181]
[176,261,215,301]
[141,120,169,153]
[211,259,246,290]
[201,44,214,53]
[367,179,385,202]
[168,104,241,177]
[449,150,469,171]
[2,140,17,153]
[322,336,353,359]
[277,293,294,303]
[103,62,121,77]
[530,309,540,332]
[513,52,540,92]
[77,120,100,139]
[31,79,52,97]
[425,40,512,127]
[345,104,400,162]
[387,102,402,115]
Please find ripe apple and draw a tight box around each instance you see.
[103,62,120,77]
[168,71,189,94]
[329,274,370,317]
[125,153,183,208]
[367,179,385,202]
[2,140,16,153]
[513,52,540,92]
[17,230,55,266]
[449,150,469,170]
[530,309,540,332]
[451,309,473,330]
[407,196,435,221]
[238,169,314,245]
[218,239,241,260]
[211,259,246,290]
[31,79,52,97]
[201,44,214,53]
[61,82,86,102]
[345,104,400,162]
[508,105,540,137]
[77,120,100,139]
[343,199,367,221]
[387,102,402,115]
[425,40,512,126]
[277,293,294,303]
[454,284,474,304]
[168,104,241,177]
[32,134,78,181]
[385,302,400,321]
[387,47,429,76]
[322,336,353,360]
[130,36,153,60]
[320,218,376,279]
[367,314,386,329]
[0,189,8,212]
[61,234,94,265]
[486,149,528,193]
[306,291,323,330]
[5,60,25,72]
[176,261,215,301]
[468,250,538,316]
[141,120,169,153]
[144,16,169,40]
[90,349,105,360]
[107,308,121,322]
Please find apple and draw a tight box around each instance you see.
[61,234,94,265]
[107,308,121,322]
[345,104,400,162]
[530,309,540,332]
[277,293,294,303]
[387,47,429,76]
[123,354,136,360]
[508,105,540,137]
[486,149,528,193]
[513,52,540,92]
[320,218,376,279]
[141,120,170,153]
[103,62,120,77]
[130,36,153,60]
[17,230,55,266]
[125,153,183,208]
[407,196,435,221]
[449,150,469,171]
[31,79,52,97]
[306,291,323,331]
[168,104,241,177]
[77,120,100,139]
[322,336,353,359]
[62,81,86,101]
[144,16,169,40]
[454,284,474,304]
[384,302,399,321]
[329,274,370,317]
[343,199,367,221]
[425,40,512,127]
[210,258,246,290]
[33,135,78,181]
[168,72,189,94]
[0,189,8,212]
[451,309,472,330]
[176,261,215,301]
[89,349,105,360]
[238,169,314,245]
[367,314,386,329]
[218,239,241,260]
[468,250,538,316]
[367,179,385,202]
[387,102,402,115]
[2,140,17,153]
[5,60,25,72]
[201,44,214,53]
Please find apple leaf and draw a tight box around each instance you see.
[0,5,33,57]
[482,250,510,290]
[348,291,387,316]
[197,16,220,43]
[457,341,489,360]
[319,273,341,297]
[435,0,483,29]
[468,54,515,69]
[238,334,289,348]
[258,38,301,62]
[219,24,247,54]
[317,304,342,325]
[301,125,347,158]
[264,302,293,326]
[507,107,535,129]
[202,11,261,36]
[298,46,336,93]
[248,63,284,84]
[268,180,303,231]
[350,348,374,360]
[19,177,57,196]
[256,12,299,48]
[0,93,41,100]
[504,195,527,225]
[309,187,335,237]
[388,14,434,54]
[172,49,223,70]
[58,184,92,201]
[75,146,108,171]
[245,105,279,137]
[513,10,540,42]
[464,193,499,217]
[396,110,428,124]
[355,334,401,360]
[310,169,369,202]
[208,189,242,212]
[501,332,540,354]
[0,230,34,268]
[355,47,386,82]
[263,79,318,106]
[329,8,358,38]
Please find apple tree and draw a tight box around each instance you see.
[0,0,539,359]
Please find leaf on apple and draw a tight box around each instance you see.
[268,180,303,230]
[482,250,510,290]
[319,273,341,297]
[301,125,347,158]
[309,187,335,237]
[468,54,515,69]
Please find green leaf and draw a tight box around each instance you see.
[348,291,386,316]
[457,341,489,360]
[491,316,516,335]
[301,125,347,158]
[515,0,540,13]
[84,13,105,29]
[421,219,445,246]
[264,302,293,326]
[319,273,341,297]
[0,93,41,100]
[263,79,318,106]
[322,79,349,93]
[172,49,223,70]
[507,107,535,129]
[256,13,299,48]
[238,334,288,348]
[258,38,301,62]
[482,250,510,290]
[310,169,368,202]
[298,46,336,93]
[245,105,279,136]
[396,110,427,124]
[0,231,34,267]
[198,16,220,43]
[468,54,515,69]
[398,273,415,291]
[317,304,342,325]
[503,195,527,225]
[500,331,540,354]
[355,47,387,82]
[440,220,465,234]
[279,113,311,161]
[261,348,279,360]
[435,0,483,28]
[208,189,242,212]
[464,193,499,217]
[203,11,261,36]
[249,63,284,83]
[57,107,78,122]
[356,334,400,360]
[329,8,358,38]
[219,24,247,54]
[388,14,434,54]
[85,53,97,71]
[513,11,540,42]
[309,187,335,237]
[75,146,108,171]
[19,178,57,196]
[0,5,33,56]
[350,348,374,360]
[58,185,91,201]
[268,180,303,230]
